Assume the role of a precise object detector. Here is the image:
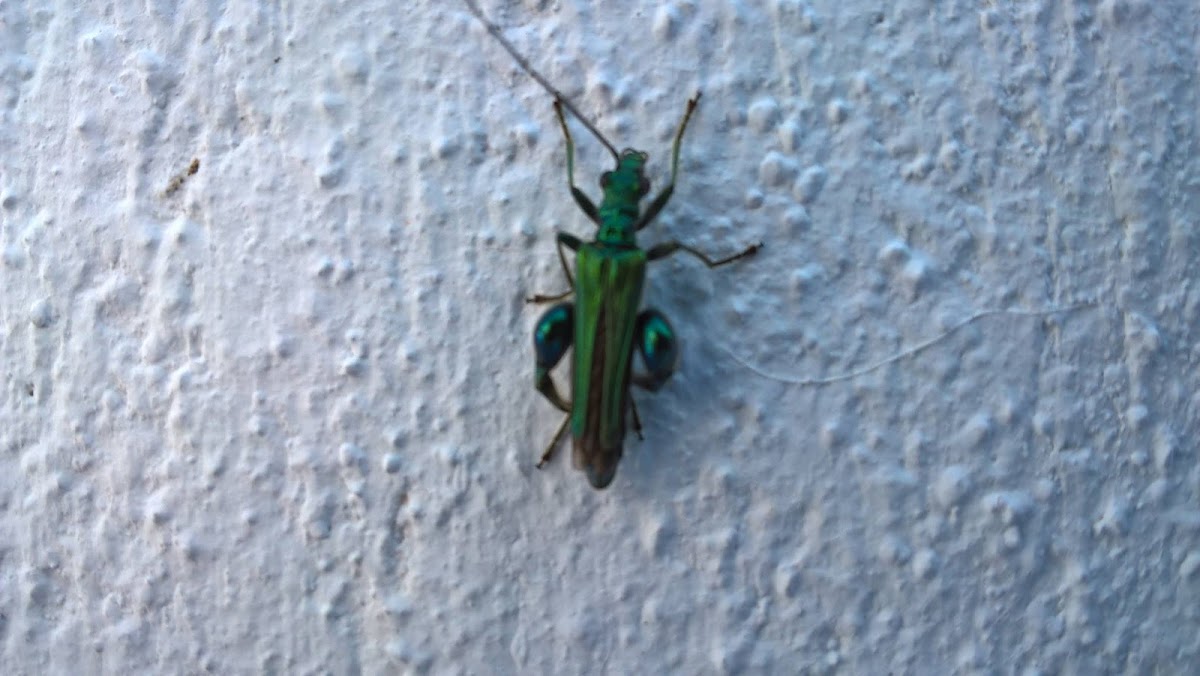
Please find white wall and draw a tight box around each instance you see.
[2,0,1196,672]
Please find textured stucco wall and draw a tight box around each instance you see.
[2,0,1197,673]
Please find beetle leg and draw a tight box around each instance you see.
[631,309,680,393]
[525,288,572,304]
[533,302,574,412]
[629,397,644,441]
[526,233,583,303]
[646,240,761,268]
[555,100,601,225]
[535,371,571,413]
[631,374,663,390]
[537,414,571,469]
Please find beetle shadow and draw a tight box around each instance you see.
[619,314,750,495]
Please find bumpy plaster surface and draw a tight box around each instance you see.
[1,0,1197,672]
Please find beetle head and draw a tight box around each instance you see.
[599,149,651,199]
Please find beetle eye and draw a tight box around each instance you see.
[600,172,612,188]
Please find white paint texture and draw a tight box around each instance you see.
[1,0,1197,672]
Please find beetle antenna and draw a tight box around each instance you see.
[463,0,621,163]
[723,300,1100,386]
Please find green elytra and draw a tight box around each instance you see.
[464,0,760,488]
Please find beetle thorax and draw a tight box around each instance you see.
[596,149,650,246]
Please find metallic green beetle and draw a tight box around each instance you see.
[529,96,759,488]
[464,1,759,488]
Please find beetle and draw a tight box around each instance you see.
[529,97,760,488]
[464,1,759,487]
